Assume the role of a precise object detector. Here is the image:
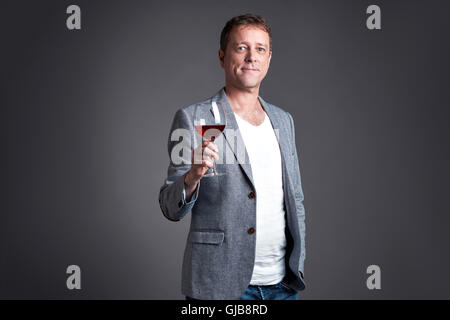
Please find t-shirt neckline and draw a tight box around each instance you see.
[234,111,267,128]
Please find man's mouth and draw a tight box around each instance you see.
[241,67,259,71]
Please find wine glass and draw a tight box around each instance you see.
[193,100,227,177]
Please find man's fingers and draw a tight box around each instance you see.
[192,141,219,167]
[202,141,218,152]
[203,147,219,161]
[202,159,214,169]
[192,151,218,165]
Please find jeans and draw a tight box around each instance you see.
[186,282,299,300]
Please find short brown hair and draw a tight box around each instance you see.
[220,14,272,53]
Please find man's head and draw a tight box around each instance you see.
[219,14,272,91]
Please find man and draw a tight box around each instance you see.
[159,14,306,300]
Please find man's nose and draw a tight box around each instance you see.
[245,48,257,62]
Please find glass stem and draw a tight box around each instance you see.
[212,158,217,175]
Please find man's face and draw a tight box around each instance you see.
[219,25,272,91]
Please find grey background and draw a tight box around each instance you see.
[1,0,449,299]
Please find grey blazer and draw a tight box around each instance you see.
[159,88,306,300]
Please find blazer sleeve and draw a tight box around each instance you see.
[287,112,306,277]
[159,107,201,221]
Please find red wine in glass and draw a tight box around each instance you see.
[194,124,226,142]
[193,101,227,177]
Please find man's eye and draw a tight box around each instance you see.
[237,46,246,51]
[257,47,266,52]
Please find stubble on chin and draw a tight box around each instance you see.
[239,75,262,89]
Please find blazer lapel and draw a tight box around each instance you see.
[211,88,254,187]
[258,96,290,163]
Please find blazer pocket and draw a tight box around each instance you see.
[188,231,224,245]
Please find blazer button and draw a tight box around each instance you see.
[248,191,255,199]
[248,227,255,234]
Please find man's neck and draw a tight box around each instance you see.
[224,85,261,112]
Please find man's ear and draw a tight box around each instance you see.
[218,49,225,68]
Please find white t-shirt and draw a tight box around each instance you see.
[235,111,287,285]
